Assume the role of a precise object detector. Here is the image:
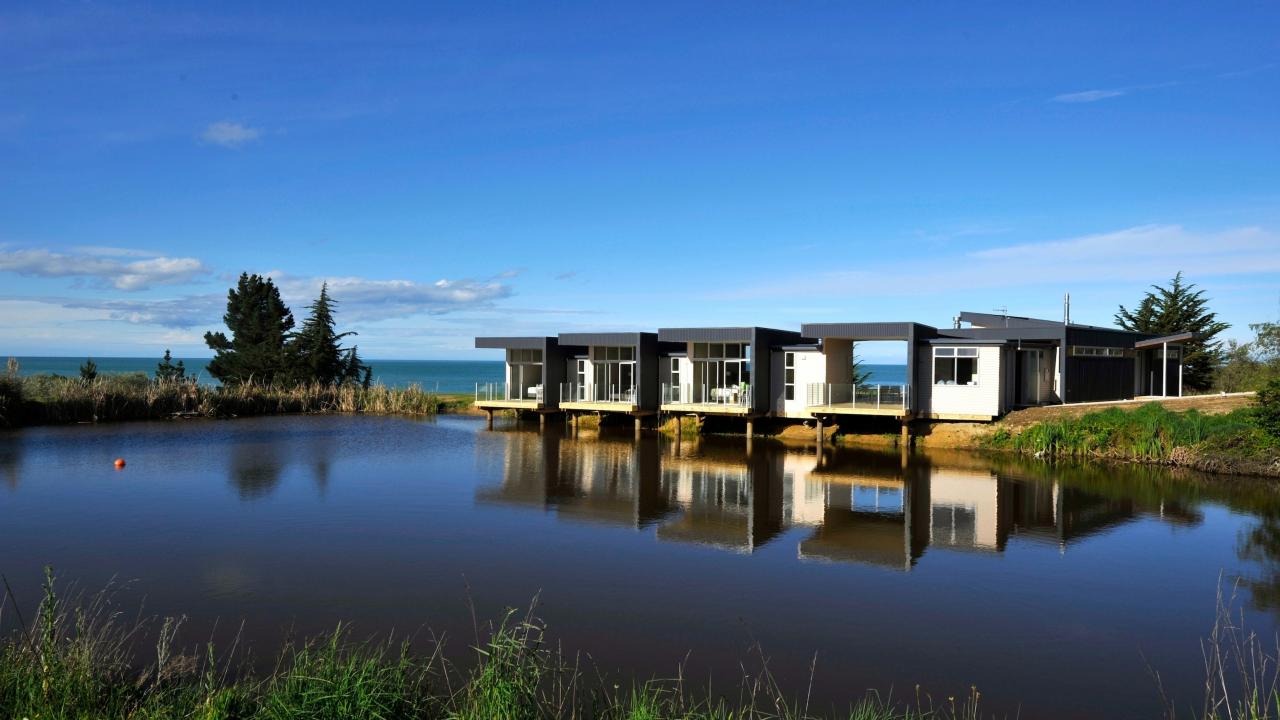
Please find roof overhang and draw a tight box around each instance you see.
[475,336,550,350]
[799,322,933,341]
[1134,332,1196,348]
[558,331,651,346]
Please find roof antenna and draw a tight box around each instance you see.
[1064,292,1071,326]
[993,305,1008,328]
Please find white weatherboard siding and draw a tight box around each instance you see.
[916,345,1003,418]
[772,348,824,416]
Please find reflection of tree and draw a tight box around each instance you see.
[1240,514,1280,611]
[0,438,20,490]
[228,441,283,501]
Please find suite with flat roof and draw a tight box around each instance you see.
[474,303,1193,436]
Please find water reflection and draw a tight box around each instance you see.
[228,435,285,500]
[0,436,21,490]
[477,428,1213,571]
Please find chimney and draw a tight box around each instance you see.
[1064,292,1071,326]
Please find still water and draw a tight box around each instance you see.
[2,415,1279,718]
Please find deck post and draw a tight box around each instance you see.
[539,412,546,431]
[485,409,493,430]
[1162,341,1168,398]
[815,416,824,445]
[745,418,754,439]
[900,418,910,447]
[634,416,642,438]
[1178,349,1184,397]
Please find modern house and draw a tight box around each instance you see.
[475,305,1194,433]
[801,311,1194,423]
[473,336,583,424]
[655,326,802,433]
[556,332,677,418]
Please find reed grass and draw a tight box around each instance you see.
[0,568,988,719]
[0,371,463,428]
[986,403,1274,463]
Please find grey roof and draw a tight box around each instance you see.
[658,327,755,342]
[475,336,552,350]
[799,322,935,340]
[558,331,653,346]
[1135,332,1197,348]
[928,338,1010,345]
[958,311,1060,329]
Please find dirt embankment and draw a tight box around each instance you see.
[999,392,1255,429]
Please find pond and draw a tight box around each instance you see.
[2,414,1279,718]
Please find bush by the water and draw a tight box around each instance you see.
[1257,378,1280,441]
[988,402,1274,462]
[0,568,981,720]
[0,371,455,428]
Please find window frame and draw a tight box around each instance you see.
[933,346,980,387]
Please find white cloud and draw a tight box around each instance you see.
[0,247,208,291]
[200,121,261,148]
[716,224,1280,302]
[1051,89,1126,103]
[273,273,515,322]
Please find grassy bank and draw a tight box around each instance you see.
[0,570,981,720]
[0,372,471,428]
[983,402,1280,476]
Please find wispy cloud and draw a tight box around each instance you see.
[1051,88,1127,104]
[200,120,261,148]
[271,273,515,322]
[0,246,208,291]
[715,224,1280,302]
[1050,80,1178,104]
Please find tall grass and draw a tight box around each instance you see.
[989,403,1271,463]
[0,569,987,719]
[0,371,461,428]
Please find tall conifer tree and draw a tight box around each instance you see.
[1115,272,1230,391]
[204,273,295,384]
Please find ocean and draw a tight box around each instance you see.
[7,357,908,393]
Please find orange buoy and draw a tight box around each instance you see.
[113,458,126,469]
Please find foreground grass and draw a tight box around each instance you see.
[984,403,1279,472]
[0,372,468,428]
[0,570,983,720]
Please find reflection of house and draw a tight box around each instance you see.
[473,429,1192,567]
[655,451,784,553]
[474,430,673,530]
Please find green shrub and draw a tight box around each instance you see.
[1257,378,1280,441]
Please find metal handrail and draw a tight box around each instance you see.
[805,382,909,410]
[661,383,751,407]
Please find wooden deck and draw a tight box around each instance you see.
[807,404,908,418]
[561,401,656,416]
[660,402,751,415]
[474,399,543,410]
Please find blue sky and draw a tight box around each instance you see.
[2,2,1277,362]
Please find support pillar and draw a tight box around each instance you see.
[484,409,493,430]
[815,417,824,445]
[745,418,754,439]
[1162,341,1168,398]
[634,416,642,439]
[539,413,546,431]
[900,419,910,446]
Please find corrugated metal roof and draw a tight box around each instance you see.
[1135,331,1196,348]
[657,327,754,342]
[475,336,551,350]
[799,322,932,340]
[558,331,652,346]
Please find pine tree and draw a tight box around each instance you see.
[1115,272,1230,391]
[204,273,295,384]
[290,283,369,385]
[156,349,186,383]
[79,358,97,382]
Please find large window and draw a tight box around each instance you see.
[591,346,636,400]
[784,352,795,401]
[1071,346,1130,358]
[691,342,751,389]
[934,347,979,386]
